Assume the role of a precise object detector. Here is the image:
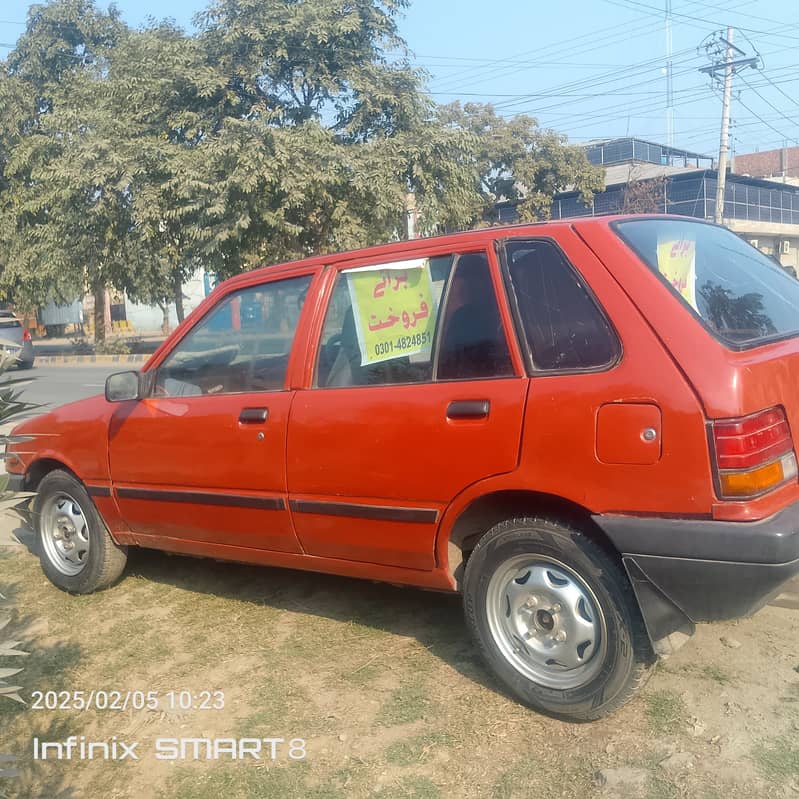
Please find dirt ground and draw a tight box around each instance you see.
[0,523,797,799]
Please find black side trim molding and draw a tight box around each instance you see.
[86,485,112,498]
[290,499,437,524]
[116,487,285,511]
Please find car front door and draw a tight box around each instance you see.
[109,271,315,552]
[286,249,528,571]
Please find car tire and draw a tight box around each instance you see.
[34,470,127,594]
[463,516,653,722]
[18,360,34,370]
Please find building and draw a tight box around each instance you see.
[37,270,211,338]
[496,137,799,271]
[734,146,799,186]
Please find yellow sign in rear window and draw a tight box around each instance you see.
[657,236,697,310]
[345,258,437,365]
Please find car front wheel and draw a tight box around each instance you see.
[463,516,653,721]
[35,470,127,593]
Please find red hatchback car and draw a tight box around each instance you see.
[8,216,799,721]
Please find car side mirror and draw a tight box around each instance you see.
[105,371,143,402]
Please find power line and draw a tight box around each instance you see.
[757,68,799,111]
[430,11,681,93]
[736,95,797,144]
[738,74,799,144]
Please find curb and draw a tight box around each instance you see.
[32,354,150,366]
[771,591,799,610]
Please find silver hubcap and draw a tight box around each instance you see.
[485,555,606,689]
[40,492,91,576]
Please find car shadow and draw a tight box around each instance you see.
[13,527,501,697]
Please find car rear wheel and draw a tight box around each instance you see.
[35,470,127,593]
[463,516,653,721]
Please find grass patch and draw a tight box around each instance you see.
[342,661,383,687]
[162,762,342,799]
[645,690,688,735]
[752,736,799,781]
[699,665,733,685]
[376,681,434,726]
[648,774,680,799]
[385,732,454,766]
[372,775,440,799]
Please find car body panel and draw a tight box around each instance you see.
[107,392,300,551]
[575,217,799,520]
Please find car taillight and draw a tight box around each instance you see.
[22,328,31,341]
[711,407,798,499]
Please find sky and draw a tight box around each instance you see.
[1,0,798,159]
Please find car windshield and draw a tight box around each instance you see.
[615,218,799,348]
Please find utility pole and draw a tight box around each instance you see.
[665,0,674,148]
[404,191,417,240]
[699,28,759,224]
[714,28,734,224]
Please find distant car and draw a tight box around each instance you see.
[0,311,34,368]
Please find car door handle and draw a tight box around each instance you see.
[239,407,269,424]
[446,400,490,420]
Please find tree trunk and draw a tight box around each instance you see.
[173,275,185,324]
[159,303,170,336]
[93,286,107,344]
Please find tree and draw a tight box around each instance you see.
[621,168,667,214]
[0,0,603,336]
[193,0,479,252]
[0,0,133,340]
[436,102,604,225]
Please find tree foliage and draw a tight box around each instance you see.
[437,102,604,224]
[0,0,602,340]
[621,170,667,215]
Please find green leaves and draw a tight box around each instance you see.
[0,0,602,328]
[436,102,604,225]
[0,617,29,705]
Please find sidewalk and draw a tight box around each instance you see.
[32,332,166,365]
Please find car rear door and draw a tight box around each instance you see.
[108,270,317,552]
[286,247,527,571]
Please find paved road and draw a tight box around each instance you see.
[14,363,122,411]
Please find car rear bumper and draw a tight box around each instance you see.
[592,504,799,654]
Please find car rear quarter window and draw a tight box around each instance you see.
[616,219,799,348]
[504,239,619,371]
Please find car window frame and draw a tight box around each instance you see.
[496,236,623,376]
[143,268,320,399]
[611,216,799,352]
[310,247,521,390]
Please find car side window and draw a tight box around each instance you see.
[437,253,514,381]
[505,239,619,371]
[315,252,513,388]
[155,275,312,396]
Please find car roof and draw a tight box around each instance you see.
[221,214,717,293]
